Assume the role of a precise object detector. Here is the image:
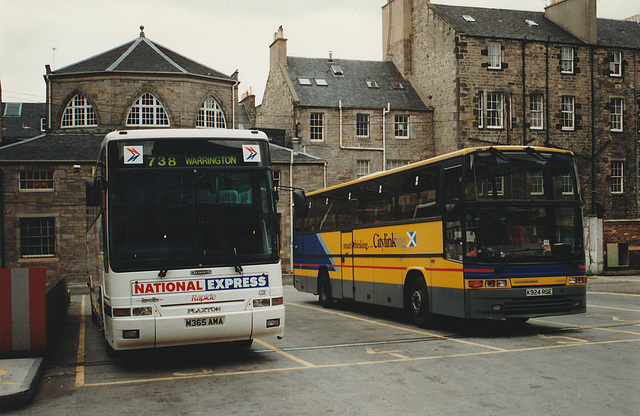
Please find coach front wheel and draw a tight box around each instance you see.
[409,277,435,328]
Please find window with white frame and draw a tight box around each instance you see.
[61,94,97,128]
[310,112,324,141]
[487,42,501,69]
[394,115,409,138]
[610,98,623,132]
[19,171,53,190]
[562,174,574,195]
[482,176,504,197]
[611,161,624,194]
[610,51,622,77]
[20,217,55,258]
[486,93,504,129]
[386,159,409,170]
[126,93,169,126]
[356,160,370,178]
[477,92,484,128]
[530,172,544,195]
[356,113,370,138]
[561,47,574,74]
[196,96,226,128]
[530,94,544,129]
[561,96,575,131]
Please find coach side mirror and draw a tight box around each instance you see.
[293,189,308,218]
[86,178,102,206]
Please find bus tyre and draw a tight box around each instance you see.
[318,271,333,308]
[409,277,434,328]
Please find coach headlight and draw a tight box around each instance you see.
[133,307,152,316]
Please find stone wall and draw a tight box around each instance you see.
[1,164,93,282]
[48,74,236,130]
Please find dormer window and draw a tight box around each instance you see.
[331,65,343,76]
[3,103,22,117]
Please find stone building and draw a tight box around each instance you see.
[0,27,243,282]
[383,0,640,270]
[259,26,434,189]
[383,0,640,221]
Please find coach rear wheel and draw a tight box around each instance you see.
[318,271,333,308]
[409,277,435,328]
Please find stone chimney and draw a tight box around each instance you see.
[545,0,597,44]
[382,0,413,75]
[270,26,287,70]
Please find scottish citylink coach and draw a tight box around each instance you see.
[86,129,284,350]
[293,146,586,327]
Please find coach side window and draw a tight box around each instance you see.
[444,164,463,261]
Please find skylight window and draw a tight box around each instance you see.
[331,65,344,76]
[525,19,539,27]
[366,80,378,88]
[3,103,22,117]
[298,78,312,86]
[315,78,328,86]
[462,15,476,22]
[391,82,404,90]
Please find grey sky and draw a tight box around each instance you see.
[0,0,637,105]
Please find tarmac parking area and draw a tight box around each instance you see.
[5,281,640,415]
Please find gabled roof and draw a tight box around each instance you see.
[286,57,428,111]
[0,132,105,163]
[429,3,640,47]
[1,103,46,141]
[50,28,234,82]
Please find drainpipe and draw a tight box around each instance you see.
[232,79,239,129]
[289,146,294,273]
[522,38,527,145]
[383,103,390,171]
[635,49,639,218]
[338,100,387,171]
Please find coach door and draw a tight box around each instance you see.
[341,231,355,299]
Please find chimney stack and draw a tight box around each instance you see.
[545,0,597,44]
[269,26,287,70]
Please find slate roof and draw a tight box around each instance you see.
[429,3,640,47]
[286,57,428,111]
[0,132,105,163]
[1,103,46,141]
[51,29,234,81]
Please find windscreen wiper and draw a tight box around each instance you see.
[494,247,542,274]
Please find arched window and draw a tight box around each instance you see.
[126,93,169,126]
[196,97,226,128]
[61,94,97,128]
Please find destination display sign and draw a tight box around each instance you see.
[113,140,266,168]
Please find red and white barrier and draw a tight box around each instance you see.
[0,268,47,352]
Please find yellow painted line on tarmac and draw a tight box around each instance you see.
[288,302,508,352]
[587,304,640,313]
[75,295,86,387]
[77,337,640,388]
[589,291,640,297]
[254,339,316,368]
